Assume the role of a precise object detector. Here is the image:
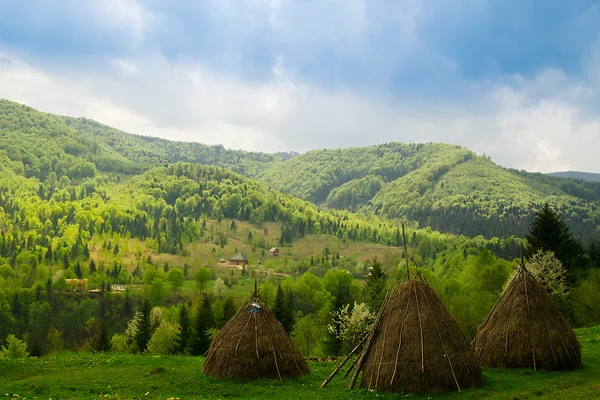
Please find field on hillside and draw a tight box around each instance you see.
[89,218,400,276]
[1,327,599,399]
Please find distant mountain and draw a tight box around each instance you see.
[549,171,600,182]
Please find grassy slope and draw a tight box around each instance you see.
[1,327,599,399]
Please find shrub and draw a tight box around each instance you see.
[110,333,135,353]
[146,322,180,355]
[0,334,29,359]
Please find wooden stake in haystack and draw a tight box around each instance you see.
[203,280,310,380]
[340,223,482,394]
[473,249,581,371]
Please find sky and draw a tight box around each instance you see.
[0,0,599,173]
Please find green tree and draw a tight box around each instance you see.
[89,259,97,274]
[213,278,225,298]
[291,313,326,357]
[222,297,237,324]
[135,298,152,353]
[190,296,213,356]
[212,298,225,328]
[148,278,167,307]
[0,334,29,359]
[74,262,82,279]
[363,256,387,312]
[176,303,191,354]
[167,268,185,299]
[194,267,210,293]
[525,203,587,284]
[273,283,294,333]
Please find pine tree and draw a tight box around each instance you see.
[223,297,237,323]
[273,283,294,333]
[135,298,152,353]
[363,256,387,312]
[89,259,97,274]
[190,296,213,355]
[176,303,191,354]
[74,262,82,279]
[525,203,588,284]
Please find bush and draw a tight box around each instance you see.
[146,322,180,355]
[110,333,135,353]
[0,334,29,359]
[572,270,600,327]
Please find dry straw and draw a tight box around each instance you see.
[202,289,310,380]
[473,264,581,371]
[343,224,482,394]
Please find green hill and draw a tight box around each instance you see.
[2,98,599,243]
[257,145,600,240]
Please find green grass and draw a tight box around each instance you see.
[2,327,599,399]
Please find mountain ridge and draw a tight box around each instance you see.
[1,98,599,242]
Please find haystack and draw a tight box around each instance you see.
[202,295,310,380]
[346,276,482,393]
[473,264,581,370]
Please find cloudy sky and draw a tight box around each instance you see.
[0,0,599,172]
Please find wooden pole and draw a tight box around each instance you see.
[402,223,410,281]
[321,333,369,388]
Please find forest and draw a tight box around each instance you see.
[1,98,599,364]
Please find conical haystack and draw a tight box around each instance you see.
[349,278,482,394]
[473,265,581,370]
[202,296,310,380]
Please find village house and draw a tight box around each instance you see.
[228,252,249,266]
[268,247,280,256]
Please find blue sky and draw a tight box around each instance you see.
[0,0,599,172]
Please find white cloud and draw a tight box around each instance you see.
[0,49,599,173]
[93,0,153,47]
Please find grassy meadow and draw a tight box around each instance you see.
[89,218,398,275]
[1,327,599,400]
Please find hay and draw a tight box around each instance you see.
[202,296,310,380]
[349,278,482,394]
[473,264,581,371]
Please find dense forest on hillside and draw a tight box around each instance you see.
[3,99,598,242]
[257,145,600,241]
[1,99,599,361]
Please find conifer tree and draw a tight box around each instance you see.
[74,262,82,279]
[190,295,213,355]
[89,259,97,274]
[363,256,387,312]
[176,303,191,354]
[135,298,152,353]
[223,297,237,323]
[273,283,294,333]
[525,203,588,283]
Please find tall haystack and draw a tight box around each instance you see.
[473,264,581,370]
[347,276,482,394]
[202,295,310,380]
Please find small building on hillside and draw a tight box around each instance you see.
[268,247,280,256]
[229,252,249,266]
